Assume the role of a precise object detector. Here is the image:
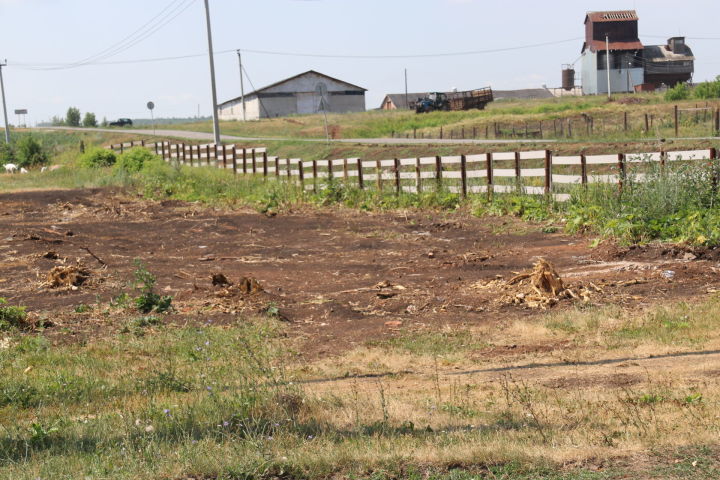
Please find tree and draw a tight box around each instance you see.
[101,117,108,127]
[66,107,81,127]
[82,112,98,128]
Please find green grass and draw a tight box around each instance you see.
[141,91,720,143]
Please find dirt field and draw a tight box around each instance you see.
[1,188,718,358]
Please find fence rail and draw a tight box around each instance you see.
[108,141,719,202]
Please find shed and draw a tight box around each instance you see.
[219,70,367,121]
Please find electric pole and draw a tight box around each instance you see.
[0,61,10,144]
[203,0,221,145]
[236,50,247,122]
[606,35,612,99]
[404,68,409,110]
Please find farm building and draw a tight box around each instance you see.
[380,89,552,110]
[219,70,367,121]
[580,10,694,95]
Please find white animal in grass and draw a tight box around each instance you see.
[41,165,62,173]
[20,168,28,174]
[3,163,17,174]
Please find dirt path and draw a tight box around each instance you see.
[1,189,718,357]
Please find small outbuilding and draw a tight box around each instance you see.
[219,70,367,121]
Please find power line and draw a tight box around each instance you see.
[21,0,197,71]
[9,37,583,70]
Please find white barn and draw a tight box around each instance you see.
[218,70,367,121]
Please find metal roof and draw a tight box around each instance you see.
[219,70,367,107]
[583,39,644,53]
[586,10,638,23]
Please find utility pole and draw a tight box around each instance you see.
[0,61,10,144]
[404,68,409,110]
[203,0,221,145]
[606,35,612,99]
[236,50,247,122]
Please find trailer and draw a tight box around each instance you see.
[415,87,493,114]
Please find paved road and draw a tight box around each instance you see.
[37,126,555,145]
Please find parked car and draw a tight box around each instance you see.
[109,118,133,127]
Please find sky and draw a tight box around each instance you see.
[0,0,718,126]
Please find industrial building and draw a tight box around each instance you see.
[578,10,694,95]
[219,70,367,121]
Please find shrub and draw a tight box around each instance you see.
[694,76,720,100]
[665,83,690,101]
[0,298,27,331]
[79,148,117,168]
[0,142,14,166]
[15,135,49,168]
[114,147,159,173]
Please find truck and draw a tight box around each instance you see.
[414,87,494,114]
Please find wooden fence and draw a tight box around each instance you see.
[108,141,719,202]
[392,104,720,140]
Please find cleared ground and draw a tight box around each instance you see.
[2,188,720,479]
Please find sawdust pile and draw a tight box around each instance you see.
[475,258,597,309]
[46,265,91,288]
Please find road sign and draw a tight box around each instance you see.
[14,109,27,114]
[146,102,155,111]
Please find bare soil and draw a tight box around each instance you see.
[1,188,718,358]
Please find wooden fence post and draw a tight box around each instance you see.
[343,158,349,181]
[415,157,421,194]
[623,112,628,132]
[644,113,649,133]
[486,153,493,201]
[287,158,292,179]
[708,147,718,197]
[580,154,588,187]
[435,155,442,191]
[242,148,247,174]
[460,154,467,198]
[440,126,443,139]
[376,159,382,191]
[715,108,720,136]
[327,159,333,182]
[231,145,237,174]
[312,160,318,192]
[357,158,364,190]
[252,149,257,174]
[205,145,210,166]
[275,156,280,178]
[393,158,401,194]
[298,160,305,190]
[617,153,626,193]
[674,105,679,136]
[544,150,552,196]
[263,151,268,177]
[514,151,521,191]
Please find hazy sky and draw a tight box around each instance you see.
[0,0,718,125]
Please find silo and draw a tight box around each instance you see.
[562,65,575,91]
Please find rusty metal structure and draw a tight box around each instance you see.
[580,10,695,95]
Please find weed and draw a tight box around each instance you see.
[132,260,172,314]
[0,298,28,331]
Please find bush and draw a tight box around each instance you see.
[0,142,14,166]
[665,83,690,101]
[694,76,720,100]
[79,148,117,168]
[15,136,49,168]
[0,298,27,331]
[114,147,159,173]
